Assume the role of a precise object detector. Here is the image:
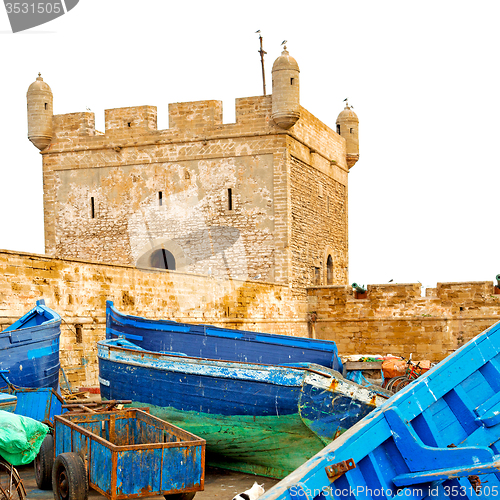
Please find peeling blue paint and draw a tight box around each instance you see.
[259,320,500,500]
[0,301,61,389]
[98,338,387,478]
[27,345,54,359]
[106,301,342,370]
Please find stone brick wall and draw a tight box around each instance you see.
[41,95,349,291]
[308,282,500,361]
[2,249,499,387]
[0,250,307,389]
[290,155,348,293]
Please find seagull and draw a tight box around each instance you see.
[281,40,287,45]
[255,30,261,33]
[388,279,393,283]
[253,274,262,280]
[343,97,348,101]
[86,107,91,111]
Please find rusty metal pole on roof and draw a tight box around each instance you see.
[257,31,267,96]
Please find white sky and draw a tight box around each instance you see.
[1,0,499,291]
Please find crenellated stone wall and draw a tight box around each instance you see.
[307,282,500,361]
[41,96,350,292]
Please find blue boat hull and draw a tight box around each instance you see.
[98,339,387,478]
[0,300,61,390]
[106,301,342,370]
[259,320,500,499]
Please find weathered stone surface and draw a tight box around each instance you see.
[41,95,349,291]
[308,282,500,361]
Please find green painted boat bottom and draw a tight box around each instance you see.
[128,401,328,479]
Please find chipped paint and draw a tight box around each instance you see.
[98,338,387,478]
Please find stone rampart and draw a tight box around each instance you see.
[0,250,307,389]
[2,249,500,387]
[308,282,500,361]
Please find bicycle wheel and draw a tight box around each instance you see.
[0,460,26,500]
[396,378,412,392]
[388,376,410,393]
[385,376,404,392]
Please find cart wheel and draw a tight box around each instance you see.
[0,459,26,500]
[34,433,54,490]
[164,493,196,500]
[52,453,88,500]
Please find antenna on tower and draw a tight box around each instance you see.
[256,30,267,96]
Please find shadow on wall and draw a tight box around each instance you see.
[135,226,242,274]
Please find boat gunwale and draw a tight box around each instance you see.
[98,339,390,402]
[258,320,500,499]
[3,302,61,334]
[107,300,338,351]
[98,339,347,379]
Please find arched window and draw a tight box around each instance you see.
[150,248,176,270]
[327,255,333,285]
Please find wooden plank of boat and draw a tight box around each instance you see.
[257,320,500,499]
[97,338,390,479]
[106,300,343,370]
[0,300,61,390]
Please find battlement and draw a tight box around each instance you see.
[53,112,96,139]
[308,281,500,361]
[105,105,157,134]
[308,281,500,318]
[169,100,223,130]
[48,95,346,166]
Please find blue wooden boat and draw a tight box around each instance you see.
[0,300,61,390]
[97,337,390,479]
[258,320,500,500]
[106,301,342,371]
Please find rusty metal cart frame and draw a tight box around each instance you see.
[52,409,205,500]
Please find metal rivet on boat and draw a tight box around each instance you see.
[325,458,356,481]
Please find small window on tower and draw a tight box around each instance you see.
[350,128,353,133]
[314,267,321,285]
[327,255,333,285]
[228,188,233,211]
[127,122,131,127]
[90,197,95,218]
[75,324,83,344]
[159,191,163,206]
[337,124,341,135]
[290,78,294,85]
[44,103,48,110]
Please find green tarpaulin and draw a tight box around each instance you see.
[0,410,49,465]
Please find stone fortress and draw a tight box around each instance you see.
[0,48,497,388]
[26,48,358,294]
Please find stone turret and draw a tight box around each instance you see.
[27,73,53,150]
[271,47,300,129]
[336,102,359,168]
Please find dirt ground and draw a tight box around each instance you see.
[19,463,279,500]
